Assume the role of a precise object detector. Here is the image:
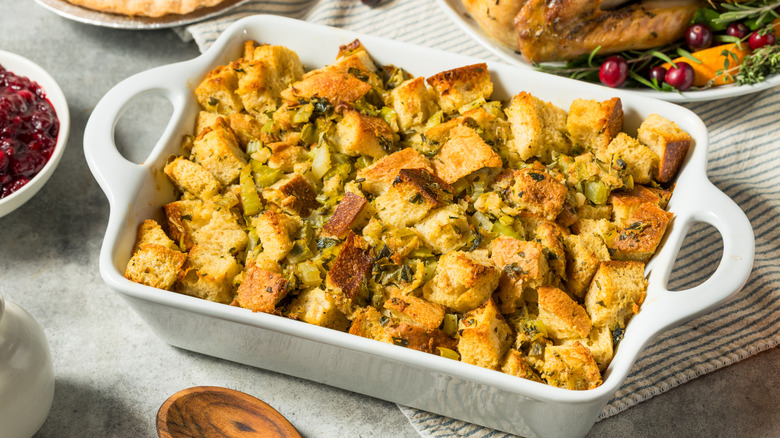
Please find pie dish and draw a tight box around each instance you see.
[84,15,754,438]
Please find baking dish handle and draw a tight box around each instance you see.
[84,66,189,205]
[643,180,754,331]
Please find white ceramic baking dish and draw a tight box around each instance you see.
[83,15,755,438]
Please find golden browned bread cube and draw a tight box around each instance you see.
[349,306,394,344]
[413,204,471,254]
[374,168,453,228]
[584,260,647,329]
[331,109,394,159]
[190,120,246,186]
[125,220,186,291]
[265,142,310,173]
[600,133,658,185]
[383,294,446,331]
[227,112,268,148]
[236,43,304,115]
[251,210,300,262]
[194,65,243,115]
[264,173,319,217]
[533,221,568,280]
[611,203,673,262]
[423,250,500,313]
[505,165,569,221]
[431,125,503,184]
[537,285,592,341]
[326,231,374,300]
[563,233,611,299]
[135,219,180,250]
[385,323,458,354]
[281,68,371,106]
[501,349,544,382]
[322,192,373,239]
[164,156,221,201]
[176,245,242,304]
[390,76,439,132]
[426,63,493,113]
[574,218,616,246]
[505,91,571,162]
[563,326,613,371]
[287,287,350,331]
[490,236,551,291]
[458,299,514,370]
[164,199,247,256]
[566,97,623,151]
[235,264,289,313]
[195,111,224,136]
[610,185,669,227]
[356,148,433,196]
[637,113,691,183]
[540,342,602,390]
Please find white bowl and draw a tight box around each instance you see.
[0,50,70,219]
[83,15,755,438]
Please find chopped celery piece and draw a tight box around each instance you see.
[355,155,372,170]
[287,240,314,264]
[293,103,314,124]
[240,165,262,216]
[458,97,486,114]
[472,211,493,232]
[438,347,460,361]
[250,145,272,164]
[482,100,504,119]
[583,180,609,205]
[409,247,434,259]
[296,260,322,288]
[324,163,352,181]
[425,110,443,130]
[247,228,260,252]
[441,314,459,337]
[423,260,437,282]
[300,123,317,145]
[492,222,521,239]
[246,139,264,154]
[311,143,332,179]
[379,106,399,131]
[498,215,514,226]
[261,119,276,134]
[253,163,283,188]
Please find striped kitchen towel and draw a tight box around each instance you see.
[182,1,780,437]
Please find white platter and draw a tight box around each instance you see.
[83,14,754,438]
[437,0,780,103]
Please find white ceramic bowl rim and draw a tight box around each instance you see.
[0,50,70,216]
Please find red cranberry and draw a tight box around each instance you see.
[2,176,29,197]
[649,66,667,84]
[726,23,750,39]
[599,55,629,88]
[749,31,776,50]
[0,150,8,172]
[686,24,713,51]
[665,62,695,91]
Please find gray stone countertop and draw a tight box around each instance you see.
[1,2,777,438]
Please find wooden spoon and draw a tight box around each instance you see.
[157,386,302,438]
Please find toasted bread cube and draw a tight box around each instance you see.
[164,156,221,201]
[609,185,671,227]
[264,173,319,217]
[356,148,434,196]
[637,114,691,183]
[265,142,310,173]
[431,125,503,184]
[423,250,500,313]
[490,236,551,291]
[458,299,513,370]
[281,68,371,106]
[176,245,241,304]
[506,165,569,221]
[541,342,602,390]
[537,285,592,341]
[566,98,623,150]
[251,210,300,262]
[534,221,567,280]
[426,63,493,113]
[584,260,647,329]
[191,120,247,186]
[134,219,179,250]
[323,192,373,239]
[374,168,453,228]
[600,133,657,185]
[235,264,289,313]
[564,326,614,371]
[164,199,247,255]
[501,349,544,382]
[227,112,268,148]
[386,323,458,354]
[383,294,446,330]
[505,92,571,162]
[195,111,224,136]
[349,306,394,344]
[235,43,304,115]
[331,109,394,159]
[390,76,438,132]
[125,220,185,290]
[287,287,350,331]
[564,233,611,299]
[414,204,470,254]
[611,203,673,262]
[575,219,616,246]
[194,65,243,114]
[164,199,209,250]
[334,40,378,71]
[326,231,374,300]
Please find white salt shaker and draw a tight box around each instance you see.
[0,293,55,438]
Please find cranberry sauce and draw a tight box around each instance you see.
[0,64,59,199]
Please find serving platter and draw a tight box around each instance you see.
[34,0,249,30]
[437,0,780,103]
[83,14,754,438]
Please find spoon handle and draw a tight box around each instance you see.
[157,386,302,438]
